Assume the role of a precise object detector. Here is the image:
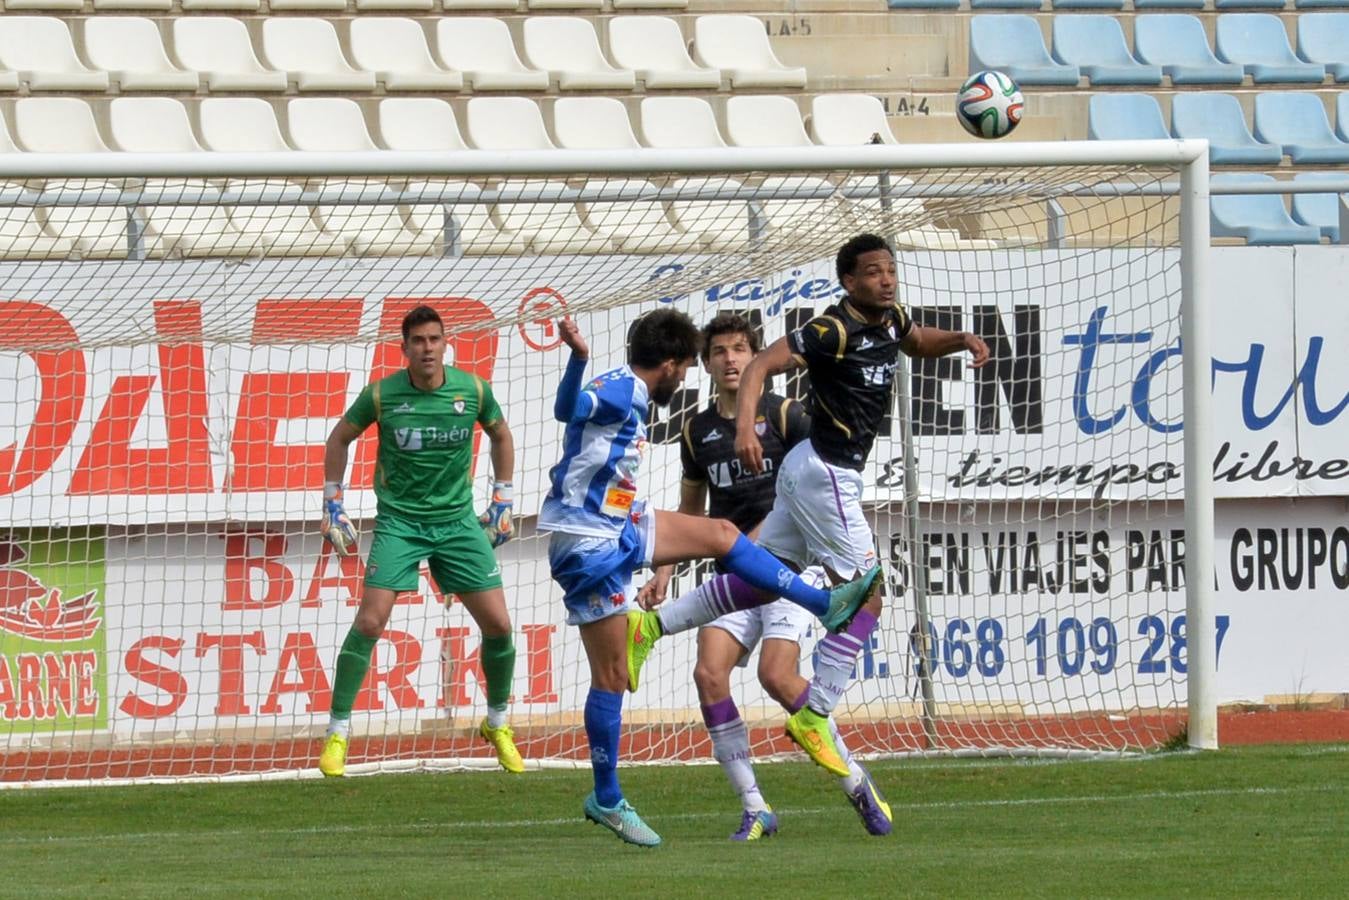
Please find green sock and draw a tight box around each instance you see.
[331,628,378,720]
[480,633,516,713]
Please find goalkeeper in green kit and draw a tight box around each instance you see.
[316,304,523,776]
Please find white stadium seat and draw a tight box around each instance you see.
[356,0,435,9]
[199,98,294,152]
[755,174,840,236]
[526,0,603,8]
[521,18,635,91]
[0,182,76,260]
[172,18,288,93]
[378,98,469,151]
[286,98,380,152]
[436,18,549,92]
[268,0,346,10]
[612,0,688,7]
[608,17,720,90]
[140,187,261,259]
[261,19,377,93]
[314,180,426,257]
[93,0,174,12]
[465,97,555,150]
[108,98,205,153]
[693,15,807,89]
[15,98,110,153]
[404,180,527,256]
[225,178,348,257]
[810,94,898,146]
[41,180,131,259]
[1,0,83,11]
[83,17,200,92]
[552,97,640,150]
[441,0,519,8]
[667,176,749,251]
[0,17,109,92]
[493,179,611,254]
[349,18,464,92]
[583,180,701,254]
[640,97,726,148]
[180,0,262,9]
[725,95,812,147]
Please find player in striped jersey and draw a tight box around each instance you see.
[540,310,881,847]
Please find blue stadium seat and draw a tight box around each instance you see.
[1134,0,1204,7]
[1211,174,1322,244]
[1135,15,1246,85]
[1339,92,1349,141]
[1052,0,1124,9]
[1295,0,1349,8]
[1171,93,1284,164]
[1215,14,1327,83]
[1215,0,1287,9]
[1291,173,1346,241]
[1087,93,1170,140]
[887,0,961,8]
[1051,17,1162,84]
[1253,92,1349,163]
[970,0,1042,9]
[969,16,1080,85]
[1296,14,1349,81]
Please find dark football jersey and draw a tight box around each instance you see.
[680,392,810,534]
[787,298,913,471]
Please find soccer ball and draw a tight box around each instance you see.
[956,70,1023,140]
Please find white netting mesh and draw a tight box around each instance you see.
[0,160,1192,785]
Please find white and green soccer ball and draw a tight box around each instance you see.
[956,70,1024,140]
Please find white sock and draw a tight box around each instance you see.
[830,717,865,792]
[708,716,768,813]
[807,629,867,715]
[657,576,747,636]
[326,716,350,739]
[486,705,507,729]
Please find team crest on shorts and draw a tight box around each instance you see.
[588,594,604,613]
[453,397,466,414]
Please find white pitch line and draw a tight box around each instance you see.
[2,783,1341,849]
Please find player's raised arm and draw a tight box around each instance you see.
[321,418,365,557]
[734,336,800,474]
[553,317,595,422]
[900,323,990,368]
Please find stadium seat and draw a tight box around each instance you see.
[493,179,611,254]
[225,178,348,257]
[349,18,464,92]
[613,0,689,8]
[522,18,636,91]
[552,97,641,149]
[668,176,749,251]
[0,67,18,94]
[1087,93,1170,141]
[1211,173,1322,244]
[436,18,550,91]
[270,0,346,9]
[810,94,897,145]
[1215,14,1327,83]
[1295,0,1349,7]
[181,0,262,9]
[41,180,131,259]
[1253,92,1349,163]
[608,17,722,90]
[378,98,468,151]
[583,180,701,253]
[1215,0,1286,8]
[1051,17,1163,85]
[108,98,204,153]
[356,0,435,8]
[755,174,840,237]
[199,98,294,151]
[969,0,1041,9]
[1133,15,1246,85]
[1052,0,1125,10]
[260,19,377,93]
[313,180,425,256]
[887,0,961,9]
[1296,14,1349,81]
[140,188,260,260]
[172,18,288,93]
[286,98,380,152]
[1134,0,1204,8]
[442,0,519,8]
[692,15,807,89]
[404,180,526,256]
[0,182,77,260]
[14,98,109,153]
[0,17,109,91]
[465,97,555,150]
[969,16,1081,86]
[726,96,812,147]
[639,97,727,148]
[1,0,82,9]
[1290,173,1345,240]
[1171,93,1284,164]
[83,18,200,92]
[527,0,603,7]
[1339,93,1349,141]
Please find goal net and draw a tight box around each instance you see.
[0,145,1212,786]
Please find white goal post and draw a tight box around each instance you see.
[0,140,1215,786]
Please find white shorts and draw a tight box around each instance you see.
[703,566,825,667]
[756,441,877,578]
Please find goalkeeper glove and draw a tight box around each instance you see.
[479,481,514,548]
[321,482,359,557]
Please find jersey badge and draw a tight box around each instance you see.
[452,397,466,414]
[754,417,767,436]
[702,428,722,443]
[859,336,875,350]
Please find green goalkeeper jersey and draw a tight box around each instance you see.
[344,366,503,522]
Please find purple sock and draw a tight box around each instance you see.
[788,687,809,714]
[808,609,880,716]
[700,697,739,728]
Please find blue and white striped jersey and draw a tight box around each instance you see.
[538,360,650,538]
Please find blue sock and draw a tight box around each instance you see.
[722,535,829,617]
[585,688,624,808]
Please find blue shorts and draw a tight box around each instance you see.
[547,503,656,626]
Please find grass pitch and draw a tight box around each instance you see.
[2,744,1344,898]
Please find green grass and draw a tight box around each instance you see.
[1,744,1345,898]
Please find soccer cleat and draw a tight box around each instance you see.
[625,609,662,693]
[820,564,882,633]
[785,707,849,777]
[318,732,348,778]
[847,766,893,836]
[730,808,779,842]
[479,719,525,774]
[583,792,662,847]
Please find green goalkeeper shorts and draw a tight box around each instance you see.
[364,512,502,595]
